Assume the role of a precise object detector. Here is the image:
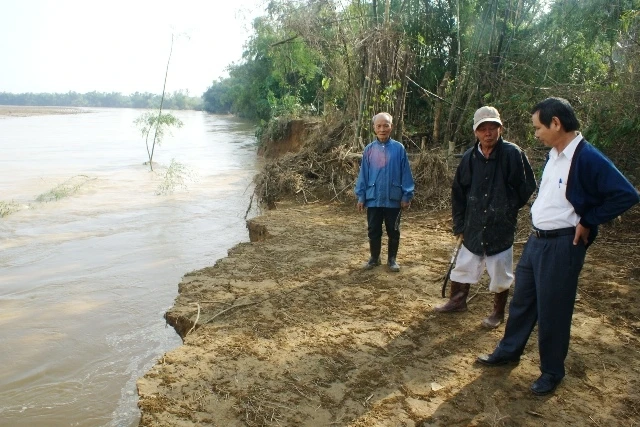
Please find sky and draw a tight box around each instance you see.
[0,0,267,96]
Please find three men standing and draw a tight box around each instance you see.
[355,100,638,397]
[355,112,415,272]
[436,106,536,329]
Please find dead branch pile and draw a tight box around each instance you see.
[253,116,360,208]
[409,151,452,210]
[253,116,455,210]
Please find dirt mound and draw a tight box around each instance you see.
[137,202,640,426]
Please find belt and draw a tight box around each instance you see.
[532,227,576,238]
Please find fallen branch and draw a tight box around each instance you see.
[204,301,261,324]
[185,303,201,336]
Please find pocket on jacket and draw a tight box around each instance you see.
[366,185,376,200]
[390,184,402,201]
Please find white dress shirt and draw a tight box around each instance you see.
[531,133,583,230]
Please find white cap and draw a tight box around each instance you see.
[473,106,503,131]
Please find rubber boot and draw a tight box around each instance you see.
[387,238,400,272]
[434,281,470,312]
[481,289,509,329]
[364,239,382,270]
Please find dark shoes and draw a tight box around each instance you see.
[364,256,381,270]
[364,239,382,270]
[364,239,400,272]
[530,374,562,396]
[477,356,561,395]
[363,257,400,272]
[387,238,400,272]
[476,352,520,366]
[478,352,562,396]
[387,257,400,272]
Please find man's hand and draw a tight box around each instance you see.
[401,201,411,210]
[357,202,364,212]
[573,223,590,246]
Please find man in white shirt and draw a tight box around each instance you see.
[476,97,639,396]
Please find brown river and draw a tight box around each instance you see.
[0,108,259,426]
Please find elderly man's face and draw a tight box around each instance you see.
[373,115,392,142]
[474,122,501,149]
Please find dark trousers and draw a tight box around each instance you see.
[496,234,586,380]
[366,207,401,242]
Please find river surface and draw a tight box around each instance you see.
[0,108,260,426]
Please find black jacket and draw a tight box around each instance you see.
[452,137,536,256]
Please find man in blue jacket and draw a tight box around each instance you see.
[477,97,640,396]
[355,112,415,272]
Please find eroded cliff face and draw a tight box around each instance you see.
[258,119,319,158]
[246,218,270,242]
[160,119,313,340]
[161,218,272,338]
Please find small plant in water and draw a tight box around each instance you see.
[134,33,184,172]
[134,111,184,171]
[156,159,197,195]
[35,175,95,202]
[0,200,21,217]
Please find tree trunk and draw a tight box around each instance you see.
[433,71,450,146]
[393,52,413,143]
[451,85,477,153]
[443,73,466,148]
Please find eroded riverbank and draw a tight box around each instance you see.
[138,201,640,426]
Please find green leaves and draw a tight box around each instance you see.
[134,111,184,171]
[134,111,184,147]
[321,77,331,91]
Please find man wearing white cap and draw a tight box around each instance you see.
[435,106,536,329]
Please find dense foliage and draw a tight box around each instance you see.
[0,90,203,110]
[203,0,640,183]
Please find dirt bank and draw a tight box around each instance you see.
[137,201,640,426]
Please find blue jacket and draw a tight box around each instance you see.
[562,139,639,245]
[354,138,415,208]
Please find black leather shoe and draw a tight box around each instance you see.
[530,374,562,396]
[476,352,520,366]
[387,258,400,272]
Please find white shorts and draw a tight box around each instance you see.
[450,245,514,293]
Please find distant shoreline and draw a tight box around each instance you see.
[0,105,88,117]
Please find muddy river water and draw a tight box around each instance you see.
[0,108,259,426]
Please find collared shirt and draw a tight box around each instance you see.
[531,133,583,230]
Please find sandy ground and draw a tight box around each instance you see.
[0,105,87,117]
[137,201,640,426]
